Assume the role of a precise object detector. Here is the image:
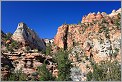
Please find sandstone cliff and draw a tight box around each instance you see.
[12,22,46,51]
[54,8,121,62]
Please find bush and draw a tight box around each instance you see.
[6,40,19,52]
[8,69,27,81]
[82,26,88,34]
[87,71,93,81]
[25,46,31,53]
[37,62,55,81]
[4,32,12,41]
[46,43,52,55]
[86,60,121,81]
[6,45,14,54]
[102,18,107,23]
[114,19,120,30]
[11,41,18,49]
[112,48,119,58]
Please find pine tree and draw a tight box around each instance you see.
[55,49,72,81]
[37,61,55,81]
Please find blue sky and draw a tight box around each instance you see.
[2,1,121,39]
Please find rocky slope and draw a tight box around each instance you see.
[12,22,46,51]
[54,9,121,81]
[54,8,121,63]
[1,49,58,80]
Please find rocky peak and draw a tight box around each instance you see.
[44,38,54,46]
[17,22,27,28]
[109,8,121,17]
[82,8,121,23]
[12,22,46,51]
[81,12,103,23]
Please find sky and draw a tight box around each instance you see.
[1,1,121,39]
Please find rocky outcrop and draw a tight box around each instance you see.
[81,8,121,23]
[54,8,121,62]
[1,53,14,68]
[54,25,69,49]
[12,22,46,51]
[82,12,103,23]
[109,8,121,17]
[2,50,57,77]
[44,38,54,45]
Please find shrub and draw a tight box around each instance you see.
[82,26,88,34]
[6,45,14,54]
[8,69,27,81]
[114,19,120,30]
[11,41,18,49]
[37,62,55,81]
[112,48,119,58]
[25,46,31,53]
[86,60,121,81]
[46,43,52,55]
[4,32,12,41]
[87,71,93,81]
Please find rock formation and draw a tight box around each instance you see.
[12,22,46,51]
[109,8,121,17]
[1,50,57,79]
[44,38,54,45]
[54,8,121,63]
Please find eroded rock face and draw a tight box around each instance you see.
[12,22,46,51]
[82,12,103,23]
[54,25,69,49]
[1,53,14,80]
[2,50,57,77]
[54,8,121,62]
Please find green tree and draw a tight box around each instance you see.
[87,71,93,81]
[6,45,14,54]
[37,62,55,81]
[46,43,52,55]
[55,49,72,81]
[6,32,12,37]
[4,32,12,41]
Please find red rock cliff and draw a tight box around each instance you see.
[54,8,121,62]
